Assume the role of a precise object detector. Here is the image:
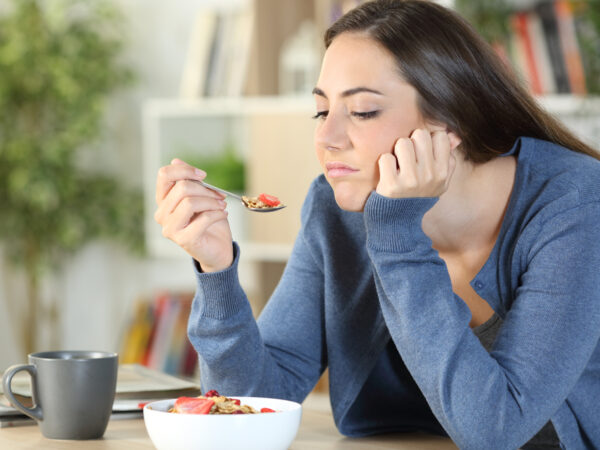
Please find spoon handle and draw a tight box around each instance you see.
[198,180,244,201]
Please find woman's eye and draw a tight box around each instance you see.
[351,111,380,120]
[312,111,328,120]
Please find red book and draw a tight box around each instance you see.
[141,293,168,367]
[527,11,556,94]
[511,12,543,95]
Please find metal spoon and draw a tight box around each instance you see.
[194,180,286,212]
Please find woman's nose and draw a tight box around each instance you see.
[315,112,349,151]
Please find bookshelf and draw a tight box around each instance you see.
[455,0,600,97]
[119,292,198,378]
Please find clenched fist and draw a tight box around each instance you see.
[376,128,458,199]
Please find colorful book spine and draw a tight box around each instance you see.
[511,11,543,95]
[505,0,590,96]
[119,300,154,364]
[536,0,571,94]
[179,9,218,98]
[554,0,587,95]
[151,296,181,372]
[508,14,532,91]
[121,292,198,377]
[527,11,557,94]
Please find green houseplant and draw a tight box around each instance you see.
[0,0,144,354]
[454,0,512,45]
[181,143,246,193]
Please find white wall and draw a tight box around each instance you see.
[0,254,22,366]
[89,0,247,186]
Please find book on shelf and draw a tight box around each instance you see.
[510,11,543,95]
[145,294,181,370]
[526,10,557,95]
[203,13,226,97]
[0,364,201,426]
[224,9,254,97]
[179,9,219,98]
[553,0,586,95]
[501,0,590,96]
[180,7,254,98]
[535,0,571,94]
[120,292,198,378]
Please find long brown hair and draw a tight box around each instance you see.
[324,0,599,162]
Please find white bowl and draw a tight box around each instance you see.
[143,397,302,450]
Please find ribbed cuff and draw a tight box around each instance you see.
[191,242,246,319]
[364,192,437,253]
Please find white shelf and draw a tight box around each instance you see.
[538,95,600,115]
[144,96,314,117]
[142,96,314,261]
[241,241,293,262]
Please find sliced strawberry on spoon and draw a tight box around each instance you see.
[258,193,281,207]
[172,397,215,414]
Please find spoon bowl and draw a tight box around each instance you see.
[193,180,286,212]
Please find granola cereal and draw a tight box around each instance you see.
[168,391,275,415]
[242,193,283,209]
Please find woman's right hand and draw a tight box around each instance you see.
[154,158,233,272]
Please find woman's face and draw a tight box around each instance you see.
[314,32,427,211]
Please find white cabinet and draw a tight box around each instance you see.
[142,96,321,314]
[142,96,320,262]
[538,96,600,147]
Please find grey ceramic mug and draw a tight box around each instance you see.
[2,351,118,439]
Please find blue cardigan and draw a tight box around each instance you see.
[187,137,600,449]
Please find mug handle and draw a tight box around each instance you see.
[2,364,42,421]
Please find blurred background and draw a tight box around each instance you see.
[0,0,599,380]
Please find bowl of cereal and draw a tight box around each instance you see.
[143,391,302,450]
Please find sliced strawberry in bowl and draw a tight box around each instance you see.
[172,397,215,415]
[260,407,276,413]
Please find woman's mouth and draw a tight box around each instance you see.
[326,162,359,178]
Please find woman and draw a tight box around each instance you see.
[154,1,600,448]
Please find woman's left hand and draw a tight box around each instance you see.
[376,128,457,198]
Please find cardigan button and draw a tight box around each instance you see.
[474,281,484,289]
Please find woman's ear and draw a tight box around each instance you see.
[446,131,461,151]
[427,123,462,151]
